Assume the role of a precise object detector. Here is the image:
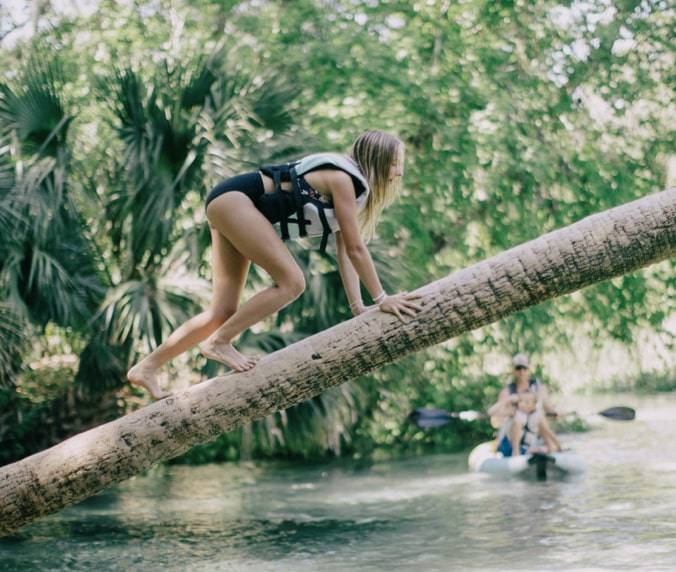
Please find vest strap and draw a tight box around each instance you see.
[273,168,289,240]
[315,201,331,253]
[261,157,361,251]
[280,218,290,241]
[289,167,307,238]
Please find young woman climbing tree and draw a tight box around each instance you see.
[127,129,423,399]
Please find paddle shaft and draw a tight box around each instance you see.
[409,406,635,428]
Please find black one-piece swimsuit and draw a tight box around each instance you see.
[204,170,330,225]
[204,167,364,227]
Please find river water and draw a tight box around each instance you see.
[2,394,676,571]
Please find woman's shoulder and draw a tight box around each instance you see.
[322,168,355,184]
[298,151,357,171]
[300,154,366,196]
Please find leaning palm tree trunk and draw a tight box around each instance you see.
[1,188,675,535]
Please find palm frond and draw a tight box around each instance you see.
[94,264,209,351]
[73,333,128,395]
[175,52,220,111]
[250,381,366,458]
[0,302,29,389]
[247,70,302,133]
[0,51,71,158]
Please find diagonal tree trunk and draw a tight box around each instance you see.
[1,188,674,536]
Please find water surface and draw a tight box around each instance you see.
[2,394,676,571]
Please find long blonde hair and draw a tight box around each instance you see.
[348,129,405,241]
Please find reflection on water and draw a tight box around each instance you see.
[2,394,676,571]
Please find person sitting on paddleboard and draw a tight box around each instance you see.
[512,392,548,454]
[127,129,423,399]
[487,353,562,456]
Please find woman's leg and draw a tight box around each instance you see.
[127,225,251,399]
[509,419,525,456]
[537,416,562,452]
[199,191,306,363]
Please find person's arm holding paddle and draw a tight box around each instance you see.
[538,383,558,416]
[487,387,516,427]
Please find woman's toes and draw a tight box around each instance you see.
[200,341,262,372]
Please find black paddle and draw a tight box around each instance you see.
[408,405,635,428]
[594,406,636,421]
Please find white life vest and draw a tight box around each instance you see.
[495,378,544,452]
[260,152,370,251]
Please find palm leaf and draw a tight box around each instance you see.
[0,303,28,389]
[0,51,71,158]
[73,333,128,395]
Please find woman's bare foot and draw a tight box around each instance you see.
[199,339,259,372]
[127,361,172,400]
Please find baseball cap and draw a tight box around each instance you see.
[512,353,530,368]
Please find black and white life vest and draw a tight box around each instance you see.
[507,377,541,398]
[495,377,544,446]
[259,152,370,252]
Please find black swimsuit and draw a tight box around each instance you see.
[204,168,363,226]
[205,171,266,210]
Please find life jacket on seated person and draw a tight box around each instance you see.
[495,377,544,457]
[259,152,370,252]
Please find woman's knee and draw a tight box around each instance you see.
[509,420,524,435]
[277,270,306,301]
[207,305,237,326]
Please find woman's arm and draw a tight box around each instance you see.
[538,384,557,415]
[335,231,365,315]
[330,171,422,320]
[487,388,513,417]
[331,172,384,299]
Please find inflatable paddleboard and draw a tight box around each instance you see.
[468,441,585,480]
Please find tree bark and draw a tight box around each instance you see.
[1,188,674,536]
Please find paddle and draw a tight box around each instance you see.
[595,406,636,421]
[408,405,635,428]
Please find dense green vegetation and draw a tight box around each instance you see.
[0,0,673,466]
[587,368,676,393]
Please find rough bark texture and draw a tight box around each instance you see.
[1,188,674,535]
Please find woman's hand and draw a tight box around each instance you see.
[377,292,423,322]
[350,302,367,316]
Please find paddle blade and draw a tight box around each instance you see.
[413,417,454,428]
[599,406,636,421]
[408,408,454,428]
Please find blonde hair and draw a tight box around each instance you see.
[348,129,405,241]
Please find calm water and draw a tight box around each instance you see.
[2,394,676,571]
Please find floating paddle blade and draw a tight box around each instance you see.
[411,408,454,419]
[408,408,487,428]
[408,408,455,428]
[598,406,635,421]
[414,417,455,428]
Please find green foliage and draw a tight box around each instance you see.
[587,368,676,394]
[552,413,591,434]
[0,303,27,389]
[0,362,123,464]
[0,0,673,463]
